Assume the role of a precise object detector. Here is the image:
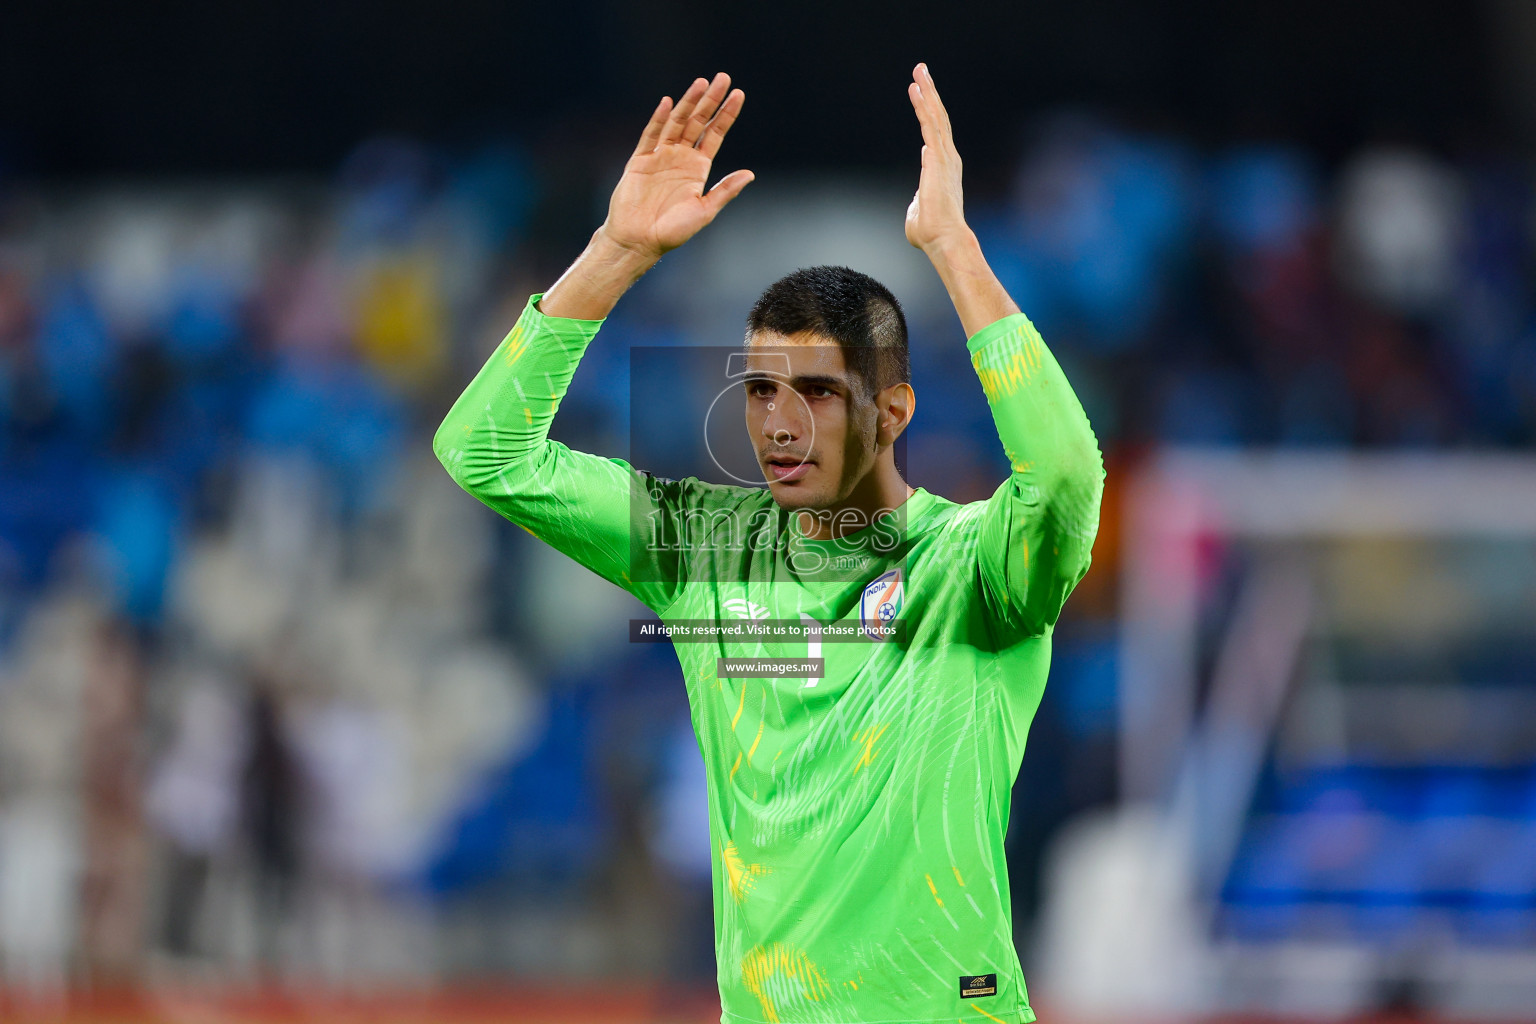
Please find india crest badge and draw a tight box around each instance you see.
[859,568,904,641]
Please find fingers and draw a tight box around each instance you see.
[917,64,954,135]
[660,75,712,145]
[909,82,943,152]
[646,74,738,156]
[681,73,732,147]
[910,63,956,152]
[696,88,745,159]
[659,77,709,145]
[702,168,755,218]
[633,95,674,156]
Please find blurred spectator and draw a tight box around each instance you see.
[241,682,301,973]
[145,671,248,956]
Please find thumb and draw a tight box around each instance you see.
[703,169,755,217]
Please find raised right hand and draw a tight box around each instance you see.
[598,73,754,259]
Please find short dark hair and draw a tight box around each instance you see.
[746,266,910,400]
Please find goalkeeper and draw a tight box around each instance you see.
[435,64,1104,1024]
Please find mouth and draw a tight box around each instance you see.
[763,453,814,483]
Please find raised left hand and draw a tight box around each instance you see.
[904,63,968,253]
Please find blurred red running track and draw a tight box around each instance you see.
[0,990,1504,1024]
[0,985,724,1024]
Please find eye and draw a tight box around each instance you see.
[745,379,776,399]
[807,384,835,399]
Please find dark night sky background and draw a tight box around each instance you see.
[0,0,1515,184]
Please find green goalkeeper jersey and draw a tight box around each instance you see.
[434,292,1104,1024]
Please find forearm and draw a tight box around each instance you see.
[969,313,1101,490]
[922,228,1019,339]
[970,312,1105,634]
[433,293,601,490]
[926,224,1097,478]
[539,228,661,321]
[433,293,687,611]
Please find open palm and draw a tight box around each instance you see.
[904,64,967,253]
[603,74,754,259]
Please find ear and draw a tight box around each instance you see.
[875,382,915,446]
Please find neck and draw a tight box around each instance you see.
[795,456,915,541]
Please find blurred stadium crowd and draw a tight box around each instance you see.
[0,113,1532,994]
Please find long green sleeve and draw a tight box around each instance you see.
[966,312,1105,638]
[432,292,699,614]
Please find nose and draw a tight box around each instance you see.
[760,393,808,447]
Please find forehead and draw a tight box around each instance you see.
[743,329,849,377]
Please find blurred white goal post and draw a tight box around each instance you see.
[1033,450,1536,1020]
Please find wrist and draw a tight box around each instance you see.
[921,227,1021,338]
[590,225,663,277]
[540,228,660,321]
[921,226,980,267]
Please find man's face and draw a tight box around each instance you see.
[742,330,881,511]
